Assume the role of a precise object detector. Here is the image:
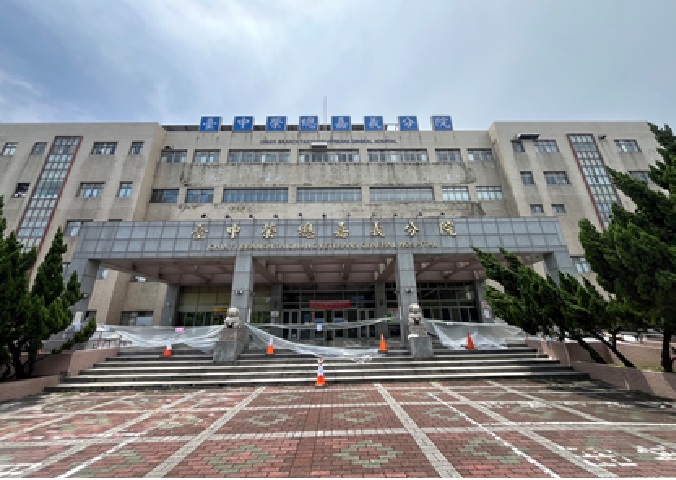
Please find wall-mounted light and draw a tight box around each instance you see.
[322,213,326,219]
[417,212,422,217]
[248,214,254,219]
[236,289,243,295]
[273,214,279,219]
[200,213,208,219]
[440,212,445,216]
[298,213,302,217]
[225,214,230,219]
[405,288,413,293]
[393,213,398,218]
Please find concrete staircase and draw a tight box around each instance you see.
[46,341,587,392]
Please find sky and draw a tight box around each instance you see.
[0,0,675,130]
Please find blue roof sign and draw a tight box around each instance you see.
[331,116,351,131]
[233,116,254,132]
[431,115,453,131]
[398,116,418,131]
[364,116,384,131]
[199,116,221,132]
[299,115,319,131]
[266,116,287,131]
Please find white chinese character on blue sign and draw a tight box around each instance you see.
[266,116,287,131]
[299,115,319,131]
[199,116,221,132]
[431,115,453,131]
[364,116,384,131]
[331,116,351,131]
[233,116,254,132]
[399,116,418,131]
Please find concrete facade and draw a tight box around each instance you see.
[0,120,659,330]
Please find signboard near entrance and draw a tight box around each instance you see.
[309,300,352,309]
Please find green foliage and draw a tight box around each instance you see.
[579,123,676,371]
[52,318,98,354]
[0,196,85,380]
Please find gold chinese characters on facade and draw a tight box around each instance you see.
[334,222,349,239]
[371,221,384,237]
[439,220,457,236]
[227,224,241,239]
[298,222,315,239]
[191,224,208,240]
[404,221,419,237]
[262,223,277,239]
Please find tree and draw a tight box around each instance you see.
[579,123,676,372]
[473,247,608,364]
[0,196,86,380]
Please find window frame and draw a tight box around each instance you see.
[65,219,93,236]
[367,150,428,163]
[544,171,571,185]
[31,142,47,156]
[475,186,504,201]
[297,188,362,202]
[615,139,641,153]
[160,150,188,163]
[441,186,470,201]
[533,140,559,153]
[150,188,179,204]
[185,188,215,204]
[435,149,462,163]
[117,181,133,198]
[530,204,545,214]
[520,171,535,185]
[2,142,17,156]
[222,188,289,203]
[77,182,105,198]
[193,149,220,164]
[129,141,144,155]
[552,203,566,214]
[91,142,118,155]
[467,148,494,162]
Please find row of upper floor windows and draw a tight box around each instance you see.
[1,137,644,160]
[511,138,641,154]
[0,141,145,157]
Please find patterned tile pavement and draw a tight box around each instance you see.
[0,378,674,477]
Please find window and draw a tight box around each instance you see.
[65,220,92,236]
[298,150,359,163]
[476,186,504,201]
[13,183,29,198]
[160,150,187,163]
[91,142,117,155]
[520,171,535,185]
[367,150,428,163]
[436,149,462,162]
[185,188,214,203]
[572,256,592,274]
[223,188,288,203]
[150,188,179,203]
[530,204,544,214]
[2,142,17,156]
[442,186,470,201]
[297,188,362,202]
[615,139,640,153]
[120,311,154,326]
[552,204,566,214]
[131,275,147,283]
[544,171,570,185]
[31,142,47,156]
[129,141,144,155]
[534,140,559,153]
[77,182,104,198]
[369,187,434,201]
[193,150,220,164]
[97,268,110,280]
[117,182,132,198]
[228,150,290,163]
[467,149,493,162]
[628,170,649,183]
[511,141,525,153]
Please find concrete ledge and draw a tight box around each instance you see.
[571,362,676,400]
[0,375,61,402]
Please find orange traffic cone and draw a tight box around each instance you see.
[162,339,172,357]
[466,332,475,350]
[378,334,388,353]
[266,336,275,355]
[315,358,326,387]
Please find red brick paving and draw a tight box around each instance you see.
[0,379,673,478]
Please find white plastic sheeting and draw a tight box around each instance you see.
[247,324,379,362]
[110,325,225,353]
[427,320,523,350]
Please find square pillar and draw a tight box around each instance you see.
[544,251,577,283]
[395,252,417,340]
[231,253,255,322]
[66,259,100,324]
[160,285,179,326]
[374,282,387,318]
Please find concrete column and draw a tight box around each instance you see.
[66,259,100,324]
[160,285,179,326]
[270,284,282,324]
[395,252,417,340]
[543,251,577,283]
[231,253,255,322]
[475,280,494,323]
[374,282,387,318]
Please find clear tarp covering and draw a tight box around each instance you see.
[247,324,379,362]
[110,325,225,353]
[426,320,523,350]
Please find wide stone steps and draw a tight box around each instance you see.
[45,343,586,392]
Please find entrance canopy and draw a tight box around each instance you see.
[70,217,574,285]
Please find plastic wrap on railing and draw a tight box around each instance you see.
[430,321,512,350]
[110,325,224,353]
[246,324,378,362]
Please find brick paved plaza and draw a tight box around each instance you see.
[0,378,674,478]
